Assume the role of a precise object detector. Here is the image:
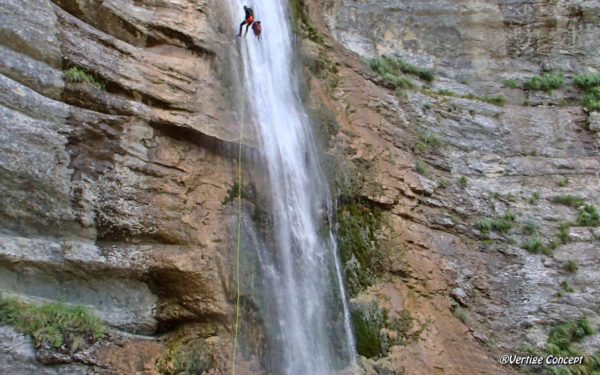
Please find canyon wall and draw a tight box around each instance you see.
[1,0,599,374]
[299,0,600,373]
[0,0,248,373]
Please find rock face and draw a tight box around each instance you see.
[1,0,246,372]
[323,0,600,87]
[2,0,600,374]
[300,0,599,374]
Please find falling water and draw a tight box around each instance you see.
[227,0,357,374]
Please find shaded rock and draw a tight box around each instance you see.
[589,112,600,132]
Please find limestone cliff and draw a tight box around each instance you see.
[1,0,599,374]
[1,0,248,373]
[298,0,600,374]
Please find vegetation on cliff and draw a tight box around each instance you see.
[64,66,106,90]
[0,297,106,354]
[526,73,564,92]
[574,73,600,111]
[522,318,600,375]
[336,201,384,297]
[156,326,217,375]
[368,56,435,89]
[352,301,424,359]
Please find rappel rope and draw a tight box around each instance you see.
[231,40,247,375]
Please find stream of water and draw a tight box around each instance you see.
[227,1,357,374]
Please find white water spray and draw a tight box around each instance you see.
[228,0,357,373]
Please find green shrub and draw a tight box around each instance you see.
[482,95,506,106]
[437,179,449,189]
[522,238,545,254]
[557,177,570,187]
[523,221,538,235]
[383,72,414,89]
[337,203,383,296]
[560,280,574,293]
[504,79,520,89]
[352,302,420,358]
[577,205,600,227]
[458,176,468,189]
[548,319,594,355]
[474,211,516,235]
[64,66,105,90]
[372,57,434,82]
[370,57,433,87]
[573,73,600,90]
[526,73,564,92]
[573,73,600,111]
[582,86,600,111]
[563,260,578,273]
[0,298,105,353]
[415,160,428,176]
[522,319,599,374]
[474,218,493,234]
[436,89,454,96]
[552,195,586,208]
[418,132,444,149]
[557,223,571,244]
[529,192,541,205]
[453,307,469,324]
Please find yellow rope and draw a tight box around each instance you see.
[231,47,246,375]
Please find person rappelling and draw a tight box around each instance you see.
[252,21,262,40]
[237,5,254,37]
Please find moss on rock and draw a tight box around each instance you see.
[156,325,218,375]
[337,201,383,296]
[352,302,421,359]
[290,0,324,44]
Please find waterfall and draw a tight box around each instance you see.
[227,1,357,374]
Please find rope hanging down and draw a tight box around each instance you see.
[231,50,247,375]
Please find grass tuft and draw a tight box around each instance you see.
[437,179,449,190]
[415,160,428,176]
[526,73,564,92]
[415,132,444,154]
[573,73,600,90]
[563,260,578,274]
[577,205,600,227]
[481,95,506,106]
[557,177,570,187]
[573,73,600,111]
[557,223,571,244]
[370,57,433,87]
[0,297,106,353]
[523,221,538,235]
[522,238,546,254]
[504,79,520,89]
[552,195,585,208]
[64,66,105,90]
[474,211,516,235]
[582,86,600,111]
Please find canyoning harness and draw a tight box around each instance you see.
[244,6,254,24]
